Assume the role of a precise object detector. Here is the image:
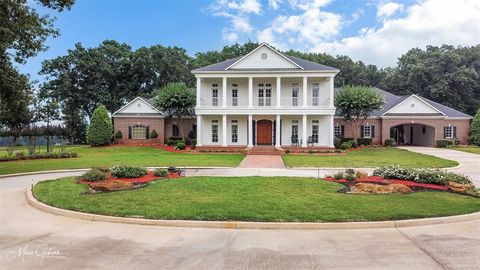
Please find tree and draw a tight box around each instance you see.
[335,86,384,140]
[86,105,113,146]
[155,83,195,139]
[33,96,60,152]
[470,108,480,146]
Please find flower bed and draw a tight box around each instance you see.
[373,165,472,185]
[0,152,78,162]
[324,175,449,191]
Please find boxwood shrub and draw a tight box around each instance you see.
[81,168,106,182]
[175,142,186,150]
[111,165,147,178]
[357,138,372,146]
[340,142,352,150]
[153,168,168,177]
[384,138,396,147]
[373,165,472,185]
[436,139,460,148]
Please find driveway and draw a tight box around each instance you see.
[398,146,480,186]
[1,172,480,269]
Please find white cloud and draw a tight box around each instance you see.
[377,2,403,18]
[268,0,282,10]
[313,0,480,66]
[219,0,262,14]
[223,30,239,42]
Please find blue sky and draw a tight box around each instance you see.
[21,0,480,82]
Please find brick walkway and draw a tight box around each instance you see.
[239,155,285,168]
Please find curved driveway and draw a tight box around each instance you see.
[1,172,479,269]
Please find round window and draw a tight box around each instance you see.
[261,53,268,60]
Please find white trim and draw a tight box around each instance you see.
[224,43,304,70]
[382,95,445,116]
[112,97,163,116]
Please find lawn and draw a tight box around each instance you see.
[451,146,480,154]
[282,147,458,168]
[33,176,480,222]
[0,146,244,175]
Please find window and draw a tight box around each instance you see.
[172,124,180,137]
[312,83,319,106]
[211,120,219,143]
[445,126,453,138]
[291,120,299,143]
[265,83,272,106]
[363,124,372,138]
[231,120,238,143]
[334,124,343,136]
[132,125,146,140]
[292,83,299,106]
[258,83,264,106]
[212,84,218,106]
[231,84,238,106]
[257,83,271,106]
[312,120,319,143]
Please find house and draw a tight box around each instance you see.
[113,43,472,148]
[112,97,195,144]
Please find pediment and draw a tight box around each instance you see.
[226,44,302,70]
[384,95,444,115]
[113,97,162,115]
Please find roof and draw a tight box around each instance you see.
[334,87,472,118]
[112,97,163,116]
[192,44,338,73]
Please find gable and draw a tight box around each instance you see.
[227,45,301,70]
[113,97,162,115]
[383,95,444,116]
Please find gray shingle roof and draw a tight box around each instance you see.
[334,87,472,118]
[192,54,338,72]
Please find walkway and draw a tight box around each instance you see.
[239,155,285,168]
[398,146,480,186]
[1,172,480,269]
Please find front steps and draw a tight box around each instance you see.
[244,146,283,155]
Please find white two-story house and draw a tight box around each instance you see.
[192,43,339,150]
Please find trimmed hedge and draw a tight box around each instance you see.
[114,130,123,139]
[436,139,460,148]
[384,138,396,147]
[334,137,342,148]
[175,142,186,150]
[81,169,106,182]
[87,105,113,146]
[153,168,168,177]
[150,129,158,139]
[373,165,472,185]
[357,138,372,146]
[340,142,352,150]
[111,165,147,178]
[0,152,78,162]
[347,140,358,148]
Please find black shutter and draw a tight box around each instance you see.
[341,125,345,136]
[453,126,457,138]
[273,120,276,145]
[128,126,132,139]
[252,120,256,145]
[146,126,150,139]
[371,126,375,138]
[443,126,447,138]
[360,125,364,138]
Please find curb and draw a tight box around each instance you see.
[26,187,480,230]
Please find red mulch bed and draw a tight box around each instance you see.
[79,171,182,185]
[325,175,449,191]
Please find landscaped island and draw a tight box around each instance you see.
[33,176,480,222]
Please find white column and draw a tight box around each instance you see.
[196,77,201,107]
[329,76,334,107]
[196,115,202,147]
[248,114,253,147]
[329,115,334,147]
[222,77,227,108]
[302,76,308,108]
[302,114,307,147]
[222,114,227,147]
[276,76,281,108]
[275,114,281,148]
[248,77,253,108]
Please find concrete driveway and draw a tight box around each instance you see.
[1,172,480,269]
[398,146,480,186]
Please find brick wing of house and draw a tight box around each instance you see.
[113,43,472,148]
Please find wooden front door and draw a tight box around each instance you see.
[256,120,273,145]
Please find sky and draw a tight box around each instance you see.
[21,0,480,82]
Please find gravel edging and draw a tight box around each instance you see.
[26,186,480,230]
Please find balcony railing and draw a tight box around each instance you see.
[308,97,330,107]
[227,96,248,107]
[199,96,330,108]
[254,97,273,107]
[280,97,300,107]
[199,97,221,107]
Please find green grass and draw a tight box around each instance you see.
[282,147,458,168]
[33,176,480,222]
[451,146,480,154]
[0,146,244,175]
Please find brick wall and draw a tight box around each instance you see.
[335,117,470,145]
[113,117,165,144]
[164,118,196,141]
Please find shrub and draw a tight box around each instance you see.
[15,152,25,159]
[373,165,472,185]
[191,139,197,148]
[342,137,354,143]
[0,152,77,162]
[357,138,372,146]
[153,168,168,177]
[333,172,344,180]
[168,136,183,141]
[356,170,368,179]
[334,137,342,148]
[110,165,147,178]
[175,142,186,150]
[436,139,460,148]
[86,105,113,146]
[285,149,290,154]
[470,108,480,145]
[348,140,358,148]
[174,139,185,146]
[166,139,175,146]
[114,130,123,139]
[345,168,355,175]
[384,138,396,147]
[345,174,356,181]
[81,169,106,182]
[340,142,352,150]
[150,129,158,139]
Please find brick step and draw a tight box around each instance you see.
[245,146,282,155]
